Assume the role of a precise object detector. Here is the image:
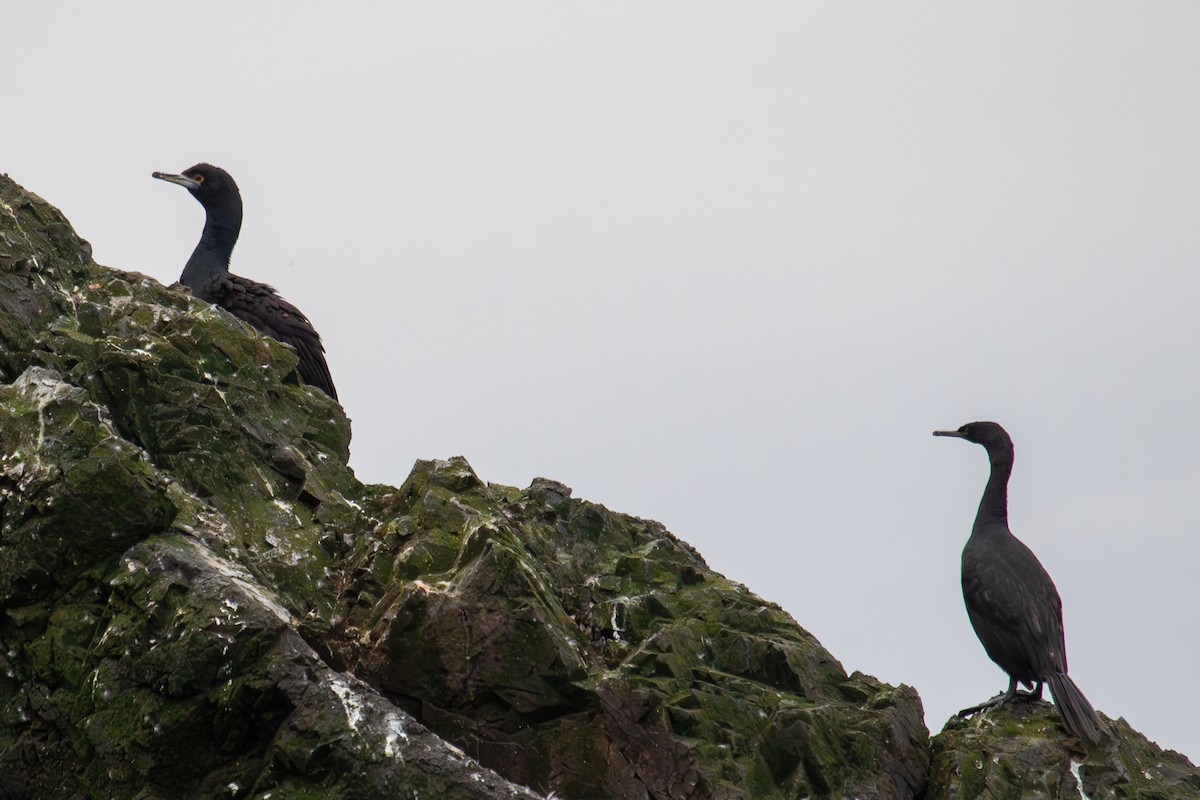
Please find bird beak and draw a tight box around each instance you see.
[152,171,201,190]
[932,430,967,438]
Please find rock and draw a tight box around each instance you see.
[0,174,537,799]
[0,171,1195,799]
[926,699,1200,800]
[337,461,930,798]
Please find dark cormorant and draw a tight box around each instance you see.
[933,421,1107,744]
[153,164,338,399]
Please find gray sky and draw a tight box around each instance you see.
[8,3,1199,761]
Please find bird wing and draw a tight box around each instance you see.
[201,272,338,400]
[961,529,1067,681]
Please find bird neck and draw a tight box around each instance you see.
[181,197,242,288]
[973,450,1012,529]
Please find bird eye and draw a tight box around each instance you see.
[191,174,205,184]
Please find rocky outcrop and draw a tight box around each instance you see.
[0,173,1195,799]
[927,699,1200,800]
[328,462,930,799]
[0,175,537,799]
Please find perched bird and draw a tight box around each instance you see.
[933,421,1107,744]
[153,163,338,399]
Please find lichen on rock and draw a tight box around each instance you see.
[0,173,537,799]
[330,458,930,798]
[927,699,1200,800]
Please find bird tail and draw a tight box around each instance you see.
[1046,672,1108,745]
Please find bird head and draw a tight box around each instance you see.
[933,421,1014,458]
[152,163,239,209]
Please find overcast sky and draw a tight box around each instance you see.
[8,3,1199,762]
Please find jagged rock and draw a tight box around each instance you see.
[0,174,538,799]
[924,700,1200,800]
[0,172,1195,799]
[332,458,930,798]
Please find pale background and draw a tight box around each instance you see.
[7,3,1198,762]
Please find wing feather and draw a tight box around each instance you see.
[200,272,338,399]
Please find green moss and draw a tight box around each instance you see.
[318,458,935,798]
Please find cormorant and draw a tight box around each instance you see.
[933,421,1107,744]
[152,163,338,399]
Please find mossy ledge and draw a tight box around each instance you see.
[0,173,1195,799]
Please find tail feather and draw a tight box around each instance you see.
[1046,672,1108,745]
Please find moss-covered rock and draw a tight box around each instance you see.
[0,172,1195,799]
[925,700,1200,800]
[331,460,930,798]
[0,174,537,799]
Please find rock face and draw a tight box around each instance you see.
[927,700,1200,800]
[0,173,1195,799]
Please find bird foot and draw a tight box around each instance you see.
[1016,684,1044,702]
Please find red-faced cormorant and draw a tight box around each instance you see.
[153,164,338,399]
[933,421,1107,744]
